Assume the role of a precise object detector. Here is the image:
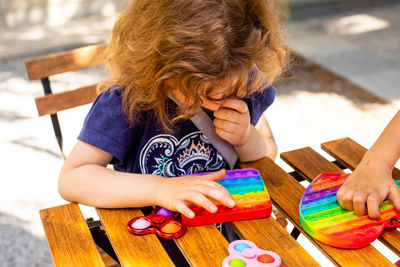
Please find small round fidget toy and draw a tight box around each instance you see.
[127,207,186,239]
[300,172,400,248]
[222,240,281,267]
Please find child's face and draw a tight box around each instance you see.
[172,86,230,112]
[199,88,228,111]
[169,80,232,112]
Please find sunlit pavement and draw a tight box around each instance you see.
[286,3,400,106]
[1,4,399,266]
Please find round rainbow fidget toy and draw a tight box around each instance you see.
[300,172,400,248]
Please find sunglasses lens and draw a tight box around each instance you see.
[131,218,151,229]
[161,222,181,234]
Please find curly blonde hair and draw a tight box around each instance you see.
[101,0,287,130]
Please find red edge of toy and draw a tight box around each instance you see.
[127,216,187,239]
[181,203,272,226]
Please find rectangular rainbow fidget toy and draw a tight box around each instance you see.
[181,168,272,226]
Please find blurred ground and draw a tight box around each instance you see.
[1,3,399,266]
[286,3,400,105]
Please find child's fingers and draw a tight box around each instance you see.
[220,98,248,114]
[206,180,232,196]
[213,118,238,134]
[192,169,235,208]
[353,191,368,217]
[214,108,238,122]
[366,192,381,219]
[339,190,355,211]
[215,127,235,140]
[175,200,195,218]
[194,169,226,182]
[196,183,235,208]
[185,191,218,213]
[388,184,400,211]
[336,188,345,208]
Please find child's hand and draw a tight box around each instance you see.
[336,160,400,219]
[213,99,251,146]
[155,169,235,218]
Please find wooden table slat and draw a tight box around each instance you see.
[231,217,320,266]
[241,156,394,266]
[174,225,230,267]
[39,203,105,267]
[281,147,342,180]
[97,208,174,267]
[281,147,395,266]
[321,137,400,178]
[322,137,400,257]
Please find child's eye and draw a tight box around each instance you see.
[205,93,226,102]
[205,96,225,102]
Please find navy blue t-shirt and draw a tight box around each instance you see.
[78,86,276,177]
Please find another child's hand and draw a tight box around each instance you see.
[213,99,251,146]
[155,169,235,218]
[336,159,400,219]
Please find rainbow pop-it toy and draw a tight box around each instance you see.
[182,168,272,226]
[300,172,400,248]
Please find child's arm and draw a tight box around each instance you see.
[337,111,400,219]
[58,141,235,218]
[213,98,277,162]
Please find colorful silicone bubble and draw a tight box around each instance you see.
[222,240,281,267]
[127,207,186,239]
[300,172,400,248]
[182,168,272,226]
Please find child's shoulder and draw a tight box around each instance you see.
[246,84,276,107]
[244,85,276,125]
[96,86,123,104]
[86,86,126,121]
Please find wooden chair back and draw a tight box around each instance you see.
[25,44,107,157]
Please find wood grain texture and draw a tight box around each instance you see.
[231,217,319,266]
[321,137,400,178]
[97,208,174,267]
[240,157,394,266]
[321,137,366,171]
[281,147,342,181]
[25,43,107,80]
[281,147,341,182]
[175,224,229,266]
[322,137,400,257]
[35,83,99,116]
[39,203,105,267]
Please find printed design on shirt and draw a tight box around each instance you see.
[139,131,225,177]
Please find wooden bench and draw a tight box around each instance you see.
[25,44,121,265]
[39,138,400,266]
[25,44,107,157]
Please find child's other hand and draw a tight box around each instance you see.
[336,160,400,219]
[213,99,251,146]
[155,169,235,218]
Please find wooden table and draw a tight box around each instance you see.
[39,138,400,266]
